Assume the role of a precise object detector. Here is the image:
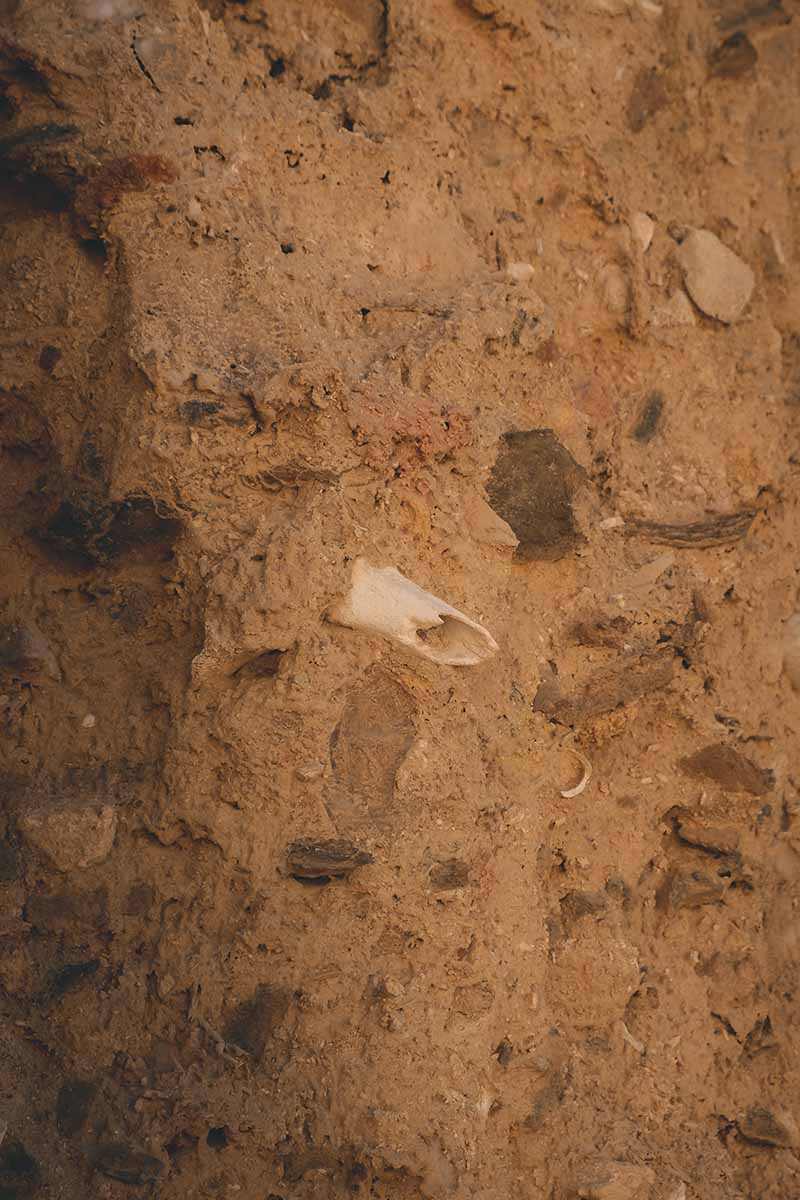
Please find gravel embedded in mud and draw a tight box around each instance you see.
[1,2,799,1198]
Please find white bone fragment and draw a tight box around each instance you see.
[328,558,498,667]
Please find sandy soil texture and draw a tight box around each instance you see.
[1,1,799,1197]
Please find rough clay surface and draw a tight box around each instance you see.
[1,2,800,1199]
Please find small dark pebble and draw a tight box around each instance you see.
[225,983,291,1059]
[38,344,62,373]
[206,1127,230,1150]
[709,31,758,78]
[681,743,773,795]
[429,859,470,890]
[179,398,221,424]
[0,1139,41,1197]
[56,1080,96,1137]
[632,390,664,442]
[50,958,100,997]
[494,1038,513,1067]
[0,841,19,883]
[739,1106,793,1148]
[95,1145,164,1185]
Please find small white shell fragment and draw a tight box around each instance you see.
[328,557,498,667]
[560,747,593,798]
[505,261,535,283]
[783,613,800,690]
[630,211,655,253]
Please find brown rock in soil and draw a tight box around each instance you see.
[560,890,609,926]
[486,429,586,562]
[0,1139,41,1197]
[676,229,755,324]
[631,391,664,442]
[626,67,669,132]
[94,1145,164,1185]
[224,984,291,1059]
[715,0,789,30]
[429,858,470,889]
[524,1067,570,1131]
[17,801,117,871]
[570,613,633,649]
[24,885,108,930]
[738,1106,795,1148]
[0,841,19,882]
[533,650,674,724]
[327,666,416,829]
[55,1080,96,1137]
[658,870,726,911]
[286,838,374,880]
[0,619,59,680]
[681,744,774,795]
[742,1016,778,1058]
[709,31,758,78]
[577,1161,656,1200]
[672,814,740,857]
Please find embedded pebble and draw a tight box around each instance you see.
[652,289,696,327]
[601,263,630,313]
[676,228,754,324]
[739,1106,795,1148]
[630,211,654,253]
[505,261,535,283]
[782,613,800,689]
[18,801,117,871]
[577,1161,656,1200]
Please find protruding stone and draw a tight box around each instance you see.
[286,838,373,880]
[676,229,754,324]
[487,429,586,562]
[429,859,470,890]
[56,1080,97,1137]
[600,264,630,313]
[658,870,725,911]
[0,620,60,680]
[577,1161,656,1200]
[224,984,291,1059]
[505,261,535,283]
[631,212,655,253]
[95,1145,164,1185]
[652,289,696,328]
[673,815,740,857]
[681,744,773,795]
[18,801,117,871]
[463,494,519,550]
[783,613,800,689]
[0,1138,40,1195]
[739,1106,795,1148]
